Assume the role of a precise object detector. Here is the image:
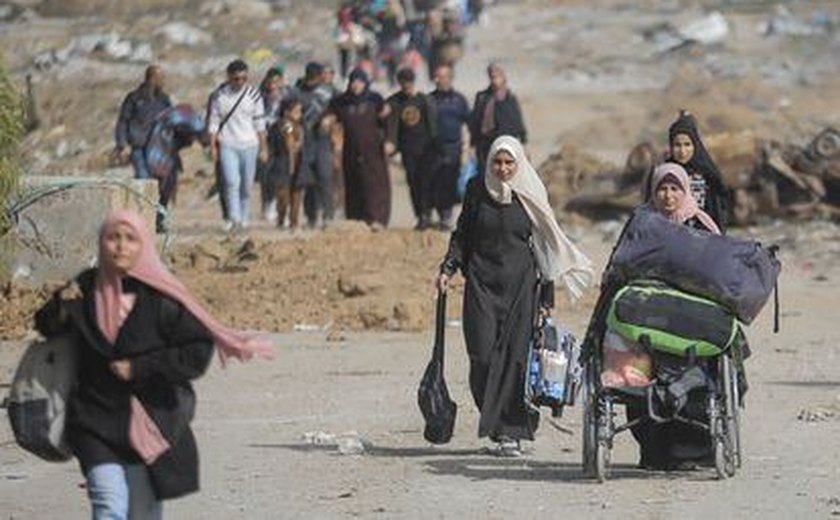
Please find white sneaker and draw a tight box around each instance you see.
[496,438,522,458]
[223,221,234,232]
[263,207,278,222]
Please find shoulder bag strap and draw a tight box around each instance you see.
[217,86,250,134]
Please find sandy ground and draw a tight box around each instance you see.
[3,0,840,518]
[2,238,839,519]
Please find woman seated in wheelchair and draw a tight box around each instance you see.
[587,162,745,473]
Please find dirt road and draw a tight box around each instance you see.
[2,1,840,518]
[2,235,839,519]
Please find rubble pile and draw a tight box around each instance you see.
[557,128,840,225]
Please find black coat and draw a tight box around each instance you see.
[469,87,527,154]
[35,269,214,500]
[440,178,551,440]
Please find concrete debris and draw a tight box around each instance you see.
[679,11,729,46]
[0,3,22,21]
[155,21,213,47]
[643,11,729,53]
[33,31,153,70]
[267,18,293,33]
[763,6,833,38]
[200,0,272,19]
[561,128,840,225]
[301,431,372,455]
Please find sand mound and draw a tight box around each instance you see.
[166,226,456,335]
[0,227,458,340]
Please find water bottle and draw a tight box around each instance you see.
[541,349,568,400]
[528,349,541,394]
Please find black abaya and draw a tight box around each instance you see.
[441,178,548,440]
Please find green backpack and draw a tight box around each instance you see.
[606,282,739,358]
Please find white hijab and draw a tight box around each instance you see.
[484,136,594,300]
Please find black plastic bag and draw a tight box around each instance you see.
[418,290,457,444]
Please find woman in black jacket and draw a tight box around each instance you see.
[35,210,272,519]
[469,63,527,174]
[437,136,592,456]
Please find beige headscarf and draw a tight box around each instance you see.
[484,136,594,300]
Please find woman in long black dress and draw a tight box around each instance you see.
[437,135,593,455]
[329,69,392,228]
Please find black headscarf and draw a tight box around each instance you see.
[663,110,729,231]
[348,68,371,91]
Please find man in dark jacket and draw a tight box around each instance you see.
[115,66,172,179]
[469,62,527,174]
[386,67,438,229]
[429,64,470,230]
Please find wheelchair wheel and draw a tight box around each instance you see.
[582,364,598,476]
[714,355,739,479]
[595,439,610,483]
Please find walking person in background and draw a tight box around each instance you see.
[258,65,290,222]
[429,64,470,230]
[207,59,268,232]
[144,104,208,233]
[268,98,309,231]
[33,210,272,519]
[652,110,729,232]
[292,62,337,230]
[469,63,527,174]
[329,69,391,229]
[115,65,171,179]
[437,136,593,456]
[386,67,438,230]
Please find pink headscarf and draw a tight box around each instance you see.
[648,163,721,235]
[95,209,273,464]
[95,209,274,362]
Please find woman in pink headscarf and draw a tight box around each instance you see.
[647,162,721,234]
[34,210,272,519]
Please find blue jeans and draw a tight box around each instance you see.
[130,148,151,180]
[86,463,162,520]
[219,144,259,224]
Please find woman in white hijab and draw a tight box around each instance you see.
[437,135,593,456]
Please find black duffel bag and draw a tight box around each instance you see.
[610,207,781,325]
[417,290,457,444]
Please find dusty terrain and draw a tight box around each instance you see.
[2,0,840,518]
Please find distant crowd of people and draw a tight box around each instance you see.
[114,54,527,233]
[333,0,481,85]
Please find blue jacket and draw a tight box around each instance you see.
[430,88,470,145]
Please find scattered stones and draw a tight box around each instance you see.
[797,406,836,422]
[338,273,384,298]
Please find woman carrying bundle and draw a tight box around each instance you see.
[436,136,593,456]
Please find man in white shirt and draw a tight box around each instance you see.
[208,59,268,230]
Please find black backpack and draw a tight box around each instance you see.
[417,291,457,444]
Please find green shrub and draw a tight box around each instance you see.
[0,58,23,234]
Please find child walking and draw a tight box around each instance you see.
[269,98,309,230]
